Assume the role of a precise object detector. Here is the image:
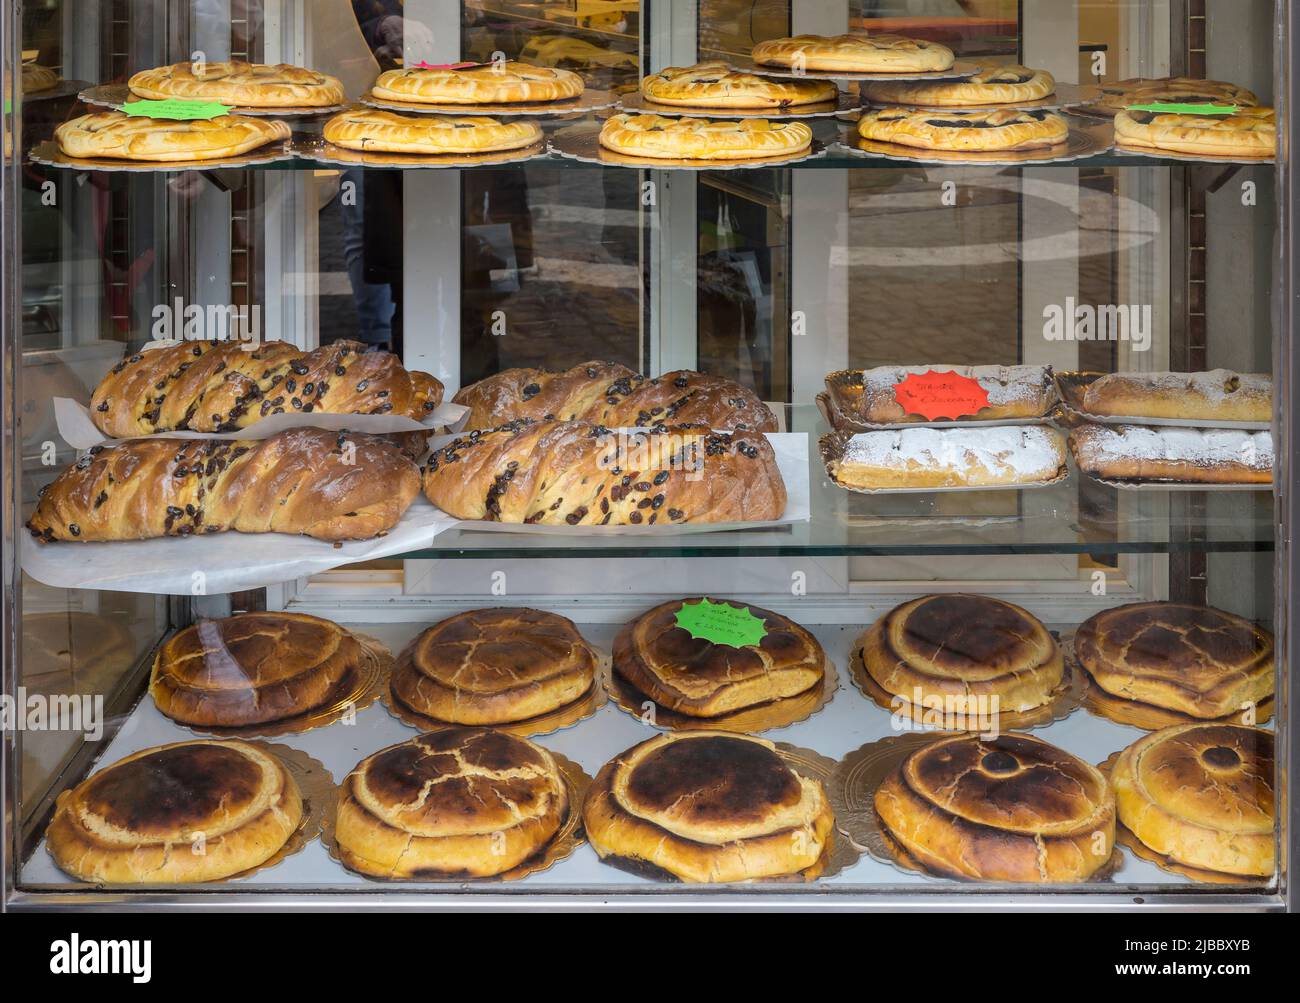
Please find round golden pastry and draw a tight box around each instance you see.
[614,597,825,717]
[863,594,1063,715]
[640,61,838,108]
[875,732,1115,882]
[857,106,1068,151]
[599,112,812,160]
[1097,76,1257,112]
[54,110,290,162]
[752,32,954,73]
[333,729,568,879]
[149,611,368,728]
[322,108,542,154]
[1114,106,1275,158]
[1110,724,1273,877]
[863,63,1054,107]
[371,61,583,104]
[391,608,599,725]
[1074,601,1273,721]
[128,60,343,107]
[22,62,61,93]
[583,731,834,882]
[46,739,303,883]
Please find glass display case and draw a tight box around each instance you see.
[1,0,1295,910]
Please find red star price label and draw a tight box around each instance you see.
[892,370,991,421]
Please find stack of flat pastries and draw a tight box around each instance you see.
[863,63,1055,107]
[599,112,812,160]
[390,608,600,725]
[751,33,954,74]
[371,61,583,105]
[1109,724,1274,880]
[149,611,373,729]
[322,109,542,155]
[1073,601,1274,726]
[860,594,1063,717]
[454,361,778,431]
[823,363,1057,429]
[128,60,345,107]
[640,62,838,108]
[874,732,1115,882]
[46,739,303,883]
[333,729,569,878]
[1094,76,1258,115]
[857,106,1069,152]
[613,598,826,718]
[583,731,834,882]
[55,110,289,162]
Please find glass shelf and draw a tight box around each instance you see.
[392,406,1275,561]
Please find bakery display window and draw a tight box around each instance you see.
[1,0,1296,910]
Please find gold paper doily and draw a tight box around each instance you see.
[832,733,1121,883]
[320,747,592,883]
[607,656,837,734]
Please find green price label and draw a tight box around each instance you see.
[1127,101,1238,116]
[674,598,768,649]
[121,99,232,121]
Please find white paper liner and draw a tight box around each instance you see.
[53,396,469,450]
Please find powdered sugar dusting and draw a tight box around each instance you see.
[1088,369,1270,405]
[862,364,1050,408]
[1075,424,1273,470]
[842,425,1065,478]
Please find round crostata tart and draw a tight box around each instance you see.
[857,106,1068,151]
[1096,76,1258,113]
[614,597,825,718]
[371,62,583,104]
[862,594,1063,716]
[55,110,289,162]
[333,729,568,879]
[640,61,838,108]
[751,32,954,73]
[46,740,303,883]
[862,63,1055,107]
[599,112,813,160]
[1110,724,1274,878]
[875,732,1116,882]
[391,608,599,725]
[1114,106,1275,158]
[149,611,369,728]
[128,61,345,107]
[1073,601,1273,722]
[322,108,542,154]
[583,731,835,882]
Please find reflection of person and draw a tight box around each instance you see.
[341,167,394,348]
[352,0,437,67]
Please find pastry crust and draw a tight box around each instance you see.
[149,611,368,728]
[1079,370,1271,423]
[826,364,1056,426]
[858,107,1068,151]
[583,731,834,882]
[1097,77,1257,113]
[1068,423,1273,484]
[1074,601,1274,720]
[128,61,345,107]
[1114,107,1275,158]
[89,339,443,436]
[752,33,954,73]
[1110,724,1273,877]
[613,597,825,717]
[391,608,599,725]
[423,419,786,525]
[333,729,567,878]
[640,61,837,108]
[454,361,779,432]
[863,64,1054,107]
[875,733,1115,882]
[599,112,812,160]
[825,425,1068,490]
[863,594,1063,715]
[322,109,542,154]
[46,740,303,883]
[55,111,289,162]
[371,62,583,105]
[22,62,61,93]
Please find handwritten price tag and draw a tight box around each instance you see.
[121,99,232,120]
[674,598,768,649]
[893,370,991,421]
[1127,102,1238,116]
